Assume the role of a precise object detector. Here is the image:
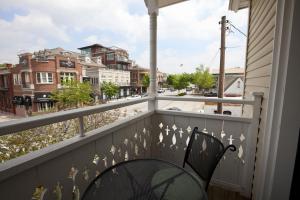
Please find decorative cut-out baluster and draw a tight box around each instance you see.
[172,124,177,131]
[68,167,79,182]
[32,186,47,200]
[227,135,234,145]
[124,151,129,161]
[159,122,163,129]
[53,182,62,200]
[165,126,170,136]
[83,167,89,181]
[240,134,245,142]
[184,136,190,150]
[95,170,100,177]
[124,138,129,146]
[238,145,244,160]
[94,179,101,188]
[135,144,139,156]
[202,139,207,151]
[186,126,192,134]
[186,136,190,146]
[158,132,163,143]
[118,147,122,157]
[170,133,177,148]
[202,120,208,134]
[143,128,146,134]
[112,159,116,166]
[220,121,226,139]
[179,128,183,138]
[139,134,142,142]
[143,138,147,149]
[110,145,116,156]
[93,154,100,165]
[103,156,108,168]
[134,133,138,139]
[72,185,80,200]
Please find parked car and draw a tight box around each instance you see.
[204,92,217,97]
[167,107,182,111]
[157,89,165,93]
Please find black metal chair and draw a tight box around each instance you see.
[183,127,236,191]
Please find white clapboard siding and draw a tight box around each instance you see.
[243,0,278,197]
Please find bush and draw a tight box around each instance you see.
[178,92,187,96]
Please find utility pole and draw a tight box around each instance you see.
[217,16,227,114]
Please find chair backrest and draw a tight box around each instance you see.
[183,127,236,190]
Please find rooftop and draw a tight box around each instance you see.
[210,67,245,75]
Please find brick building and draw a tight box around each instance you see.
[79,44,132,99]
[10,48,82,116]
[130,64,165,94]
[0,64,15,114]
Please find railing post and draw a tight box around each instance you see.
[78,116,85,137]
[241,92,263,197]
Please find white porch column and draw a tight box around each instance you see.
[146,0,159,111]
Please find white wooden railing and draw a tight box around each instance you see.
[0,93,262,199]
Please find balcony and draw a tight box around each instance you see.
[0,94,262,199]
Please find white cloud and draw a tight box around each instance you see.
[0,0,248,72]
[0,10,69,63]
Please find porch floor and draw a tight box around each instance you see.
[207,185,250,200]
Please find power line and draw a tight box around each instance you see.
[207,49,220,67]
[228,21,247,37]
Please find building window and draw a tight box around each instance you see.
[91,77,99,85]
[237,80,241,88]
[3,76,8,88]
[60,72,75,84]
[24,72,30,82]
[13,74,21,85]
[117,64,122,70]
[36,72,53,84]
[81,48,91,56]
[106,53,114,61]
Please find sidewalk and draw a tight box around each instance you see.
[0,112,21,123]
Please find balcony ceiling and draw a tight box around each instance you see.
[228,0,250,12]
[157,0,188,8]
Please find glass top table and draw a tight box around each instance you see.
[82,159,208,200]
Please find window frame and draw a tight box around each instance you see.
[36,72,53,84]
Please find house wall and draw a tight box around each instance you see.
[242,0,278,197]
[224,78,244,96]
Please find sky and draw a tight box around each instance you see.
[0,0,248,74]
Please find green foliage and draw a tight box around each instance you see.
[142,74,150,88]
[171,73,191,90]
[167,74,176,86]
[51,80,93,110]
[192,69,215,90]
[0,111,120,163]
[101,82,119,100]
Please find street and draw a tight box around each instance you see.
[0,91,242,124]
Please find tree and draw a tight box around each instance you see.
[192,69,215,93]
[167,74,176,87]
[172,73,190,91]
[142,74,150,88]
[51,80,93,110]
[101,82,119,100]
